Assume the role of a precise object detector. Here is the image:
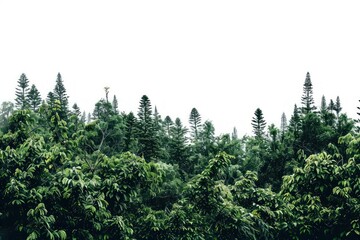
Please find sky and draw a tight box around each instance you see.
[1,1,360,136]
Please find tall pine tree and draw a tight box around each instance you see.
[15,73,30,109]
[169,118,189,173]
[251,108,266,138]
[301,72,316,113]
[53,73,69,119]
[334,96,342,118]
[189,107,201,142]
[28,84,42,111]
[112,95,119,114]
[137,95,159,161]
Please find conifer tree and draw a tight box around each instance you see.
[53,73,69,119]
[137,95,159,161]
[93,99,113,121]
[301,72,316,113]
[112,95,119,114]
[47,92,55,109]
[15,73,30,109]
[72,103,81,118]
[81,111,86,123]
[334,96,342,117]
[328,99,335,112]
[231,127,238,140]
[124,112,138,153]
[280,112,287,134]
[0,101,14,131]
[28,84,42,111]
[169,118,189,172]
[320,95,327,114]
[189,108,201,141]
[163,116,173,137]
[153,106,162,132]
[251,108,266,138]
[87,112,91,123]
[320,95,335,126]
[104,87,110,103]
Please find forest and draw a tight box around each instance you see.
[0,72,359,240]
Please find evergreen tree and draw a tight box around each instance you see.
[169,118,189,173]
[199,120,216,156]
[189,107,201,142]
[320,95,327,114]
[280,112,287,135]
[112,95,119,114]
[288,104,302,154]
[153,106,162,132]
[87,112,91,123]
[104,87,110,103]
[334,96,342,117]
[301,72,316,113]
[93,99,114,121]
[301,112,322,155]
[163,116,173,137]
[231,127,238,140]
[356,100,360,132]
[137,95,159,161]
[72,103,81,118]
[328,99,335,112]
[15,73,30,109]
[123,112,138,153]
[46,92,55,109]
[0,101,14,131]
[81,111,86,123]
[28,84,42,111]
[53,73,69,119]
[320,95,335,126]
[251,108,266,138]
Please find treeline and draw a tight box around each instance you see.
[0,72,359,239]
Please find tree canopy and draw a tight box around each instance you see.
[0,72,359,239]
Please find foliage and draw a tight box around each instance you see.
[0,71,359,239]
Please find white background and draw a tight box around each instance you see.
[1,1,359,135]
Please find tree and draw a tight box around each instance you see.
[112,95,119,114]
[93,99,114,121]
[334,96,342,118]
[320,95,327,113]
[231,127,238,140]
[163,116,173,137]
[46,92,55,109]
[137,95,159,161]
[80,111,86,123]
[198,120,216,157]
[356,100,360,132]
[280,112,287,138]
[169,118,189,173]
[189,108,201,142]
[280,147,360,239]
[300,112,322,155]
[301,72,316,113]
[28,84,42,111]
[320,96,336,127]
[251,108,266,138]
[0,101,14,132]
[123,112,139,153]
[53,73,69,119]
[289,104,301,137]
[15,73,30,109]
[328,99,335,112]
[104,87,110,103]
